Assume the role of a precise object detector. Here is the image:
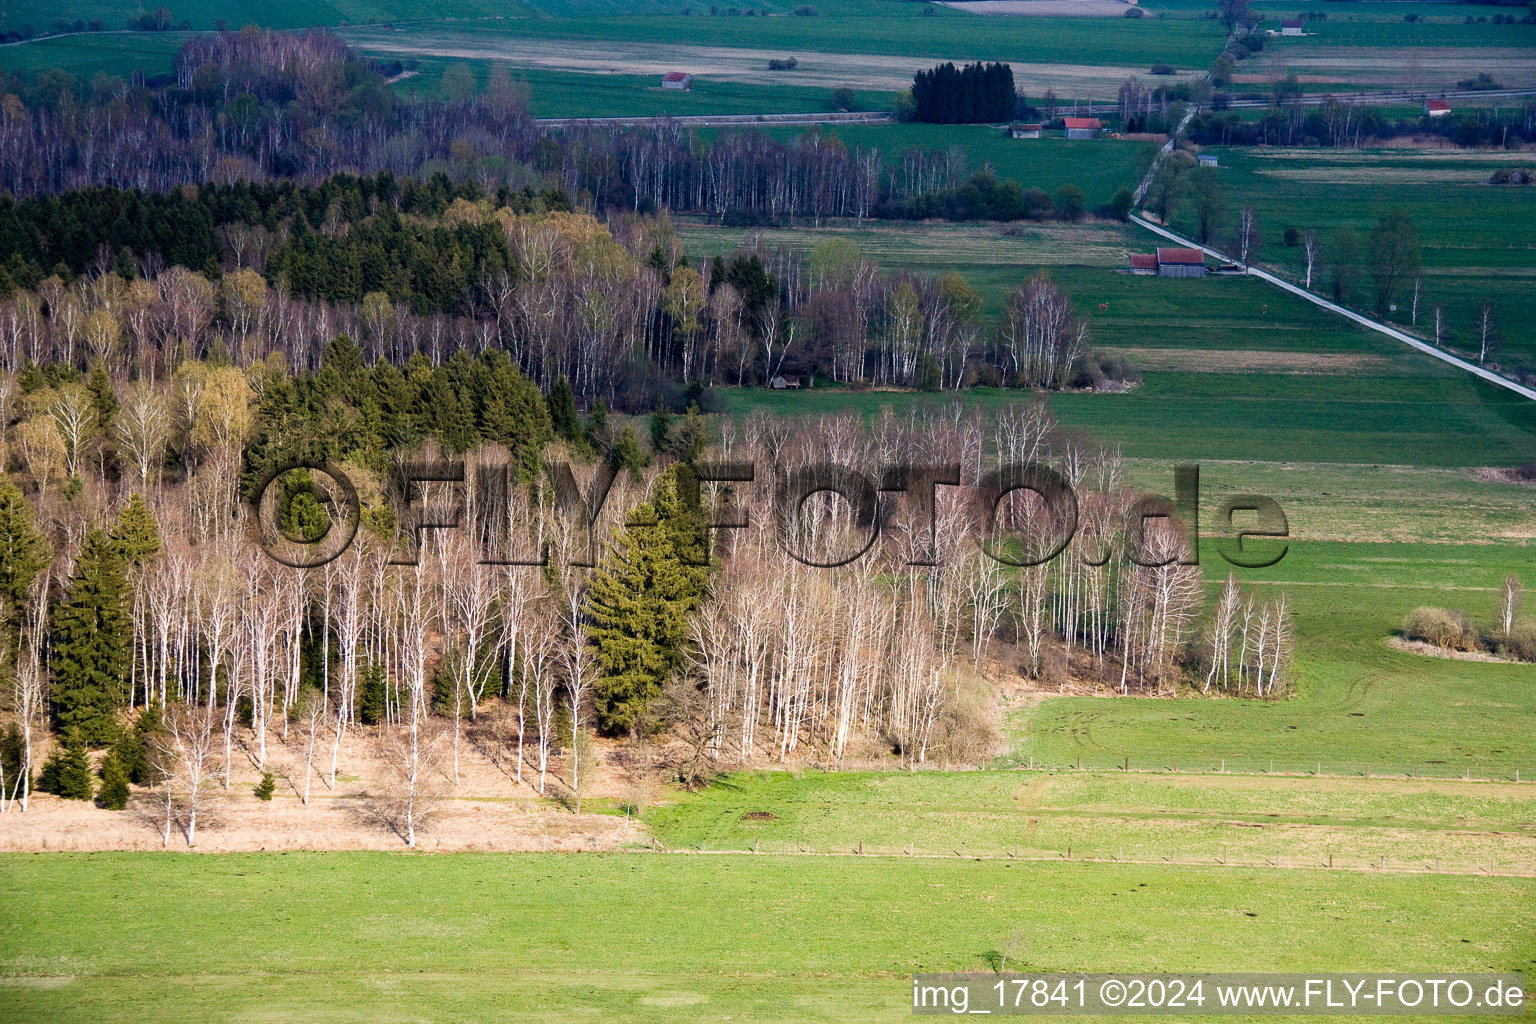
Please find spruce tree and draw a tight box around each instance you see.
[110,702,161,785]
[50,529,132,745]
[110,493,162,567]
[0,482,51,621]
[38,730,94,800]
[97,752,130,809]
[584,467,709,735]
[547,377,579,441]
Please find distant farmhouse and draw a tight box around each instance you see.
[1128,248,1207,277]
[1009,122,1043,139]
[1155,247,1207,277]
[1198,153,1219,167]
[1063,117,1101,140]
[1424,98,1452,118]
[1280,19,1304,35]
[661,72,693,91]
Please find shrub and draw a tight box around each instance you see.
[1457,73,1502,91]
[933,673,1003,765]
[1283,226,1300,246]
[97,753,130,810]
[36,731,94,801]
[1124,7,1144,16]
[254,771,277,801]
[1402,606,1471,649]
[1149,62,1176,75]
[1109,185,1134,222]
[1494,620,1536,662]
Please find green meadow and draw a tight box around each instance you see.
[644,769,1536,866]
[0,853,1530,1023]
[0,32,186,77]
[1171,147,1536,364]
[394,59,893,118]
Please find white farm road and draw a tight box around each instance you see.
[1130,214,1536,403]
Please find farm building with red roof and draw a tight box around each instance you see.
[1063,117,1101,139]
[1128,253,1158,275]
[661,72,693,90]
[1424,98,1451,117]
[1156,247,1207,277]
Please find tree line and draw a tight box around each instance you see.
[0,375,1296,836]
[0,29,1078,224]
[0,198,1134,405]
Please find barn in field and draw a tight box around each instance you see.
[661,72,693,91]
[1198,153,1219,167]
[1424,98,1452,118]
[1009,123,1043,139]
[1280,19,1304,35]
[1128,253,1158,276]
[1156,247,1207,277]
[1063,117,1101,140]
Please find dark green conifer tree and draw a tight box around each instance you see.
[97,751,130,809]
[110,493,162,567]
[37,730,94,800]
[584,467,709,735]
[0,482,51,622]
[50,529,132,745]
[547,377,579,442]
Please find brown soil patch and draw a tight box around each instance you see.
[1387,636,1524,665]
[0,722,651,853]
[1475,467,1536,486]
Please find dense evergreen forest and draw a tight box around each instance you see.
[909,62,1017,125]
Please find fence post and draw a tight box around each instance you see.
[1124,755,1129,772]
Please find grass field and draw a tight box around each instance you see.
[0,32,186,77]
[707,266,1536,468]
[0,852,1530,1022]
[393,58,893,117]
[645,769,1536,866]
[1172,147,1536,365]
